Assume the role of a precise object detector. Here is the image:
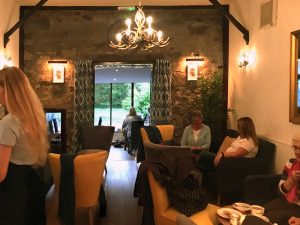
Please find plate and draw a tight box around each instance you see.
[217,207,243,219]
[233,202,251,212]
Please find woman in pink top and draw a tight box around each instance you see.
[264,134,300,225]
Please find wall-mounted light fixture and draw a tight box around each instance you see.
[0,51,13,70]
[48,60,67,83]
[238,47,255,68]
[238,52,249,67]
[186,53,204,81]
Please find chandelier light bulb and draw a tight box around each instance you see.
[125,18,131,27]
[146,16,152,25]
[116,33,122,42]
[157,31,162,41]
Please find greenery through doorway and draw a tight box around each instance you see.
[94,63,152,130]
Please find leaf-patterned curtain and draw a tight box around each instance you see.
[151,59,172,125]
[72,60,94,152]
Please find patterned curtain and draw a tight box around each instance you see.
[72,60,94,152]
[151,59,172,125]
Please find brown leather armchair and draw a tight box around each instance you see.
[204,135,276,205]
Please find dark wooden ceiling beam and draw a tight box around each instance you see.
[4,0,48,48]
[209,0,249,45]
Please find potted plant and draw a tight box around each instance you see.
[191,71,227,152]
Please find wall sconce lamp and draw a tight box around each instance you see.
[48,60,67,83]
[186,53,204,81]
[238,53,249,67]
[238,46,256,68]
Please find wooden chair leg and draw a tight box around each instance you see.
[88,207,94,225]
[217,194,221,206]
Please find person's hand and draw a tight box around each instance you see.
[191,146,201,150]
[291,170,300,182]
[288,216,300,225]
[214,153,223,166]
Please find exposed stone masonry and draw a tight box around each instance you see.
[22,7,225,150]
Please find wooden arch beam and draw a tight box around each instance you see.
[4,0,48,48]
[209,0,249,45]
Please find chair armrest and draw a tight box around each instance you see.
[217,157,269,177]
[243,174,281,205]
[216,157,271,194]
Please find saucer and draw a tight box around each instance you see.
[233,202,251,213]
[217,207,243,219]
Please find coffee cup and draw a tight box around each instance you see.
[250,205,264,216]
[229,213,240,225]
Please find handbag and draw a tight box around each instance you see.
[167,182,208,216]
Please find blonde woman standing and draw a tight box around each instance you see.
[0,67,49,225]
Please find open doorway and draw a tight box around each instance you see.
[94,63,152,132]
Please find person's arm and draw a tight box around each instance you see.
[180,127,189,146]
[122,118,128,129]
[214,142,248,166]
[199,126,211,151]
[223,147,248,157]
[289,216,300,225]
[279,160,299,194]
[0,144,12,182]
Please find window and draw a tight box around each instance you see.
[94,64,152,130]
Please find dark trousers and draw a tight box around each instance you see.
[0,163,46,225]
[264,196,300,225]
[197,151,216,172]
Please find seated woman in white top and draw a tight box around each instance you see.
[197,117,258,172]
[214,117,258,165]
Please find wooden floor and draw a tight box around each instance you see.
[46,147,142,225]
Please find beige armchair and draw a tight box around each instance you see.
[148,171,219,225]
[141,125,175,145]
[48,151,108,225]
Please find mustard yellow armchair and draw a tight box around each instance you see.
[148,171,219,225]
[141,125,175,145]
[48,151,108,225]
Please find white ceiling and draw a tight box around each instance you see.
[19,0,232,6]
[95,64,152,84]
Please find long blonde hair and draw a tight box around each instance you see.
[237,117,258,146]
[0,67,49,166]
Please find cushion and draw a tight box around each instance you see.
[176,214,197,225]
[217,136,235,154]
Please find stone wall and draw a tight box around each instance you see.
[21,6,226,150]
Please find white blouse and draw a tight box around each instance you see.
[225,136,258,158]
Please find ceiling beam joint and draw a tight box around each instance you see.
[4,0,48,48]
[209,0,249,45]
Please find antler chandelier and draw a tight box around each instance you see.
[109,2,170,50]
